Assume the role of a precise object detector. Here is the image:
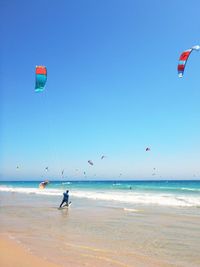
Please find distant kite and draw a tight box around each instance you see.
[146,147,151,151]
[61,170,64,176]
[35,66,47,92]
[88,160,94,166]
[101,155,106,160]
[45,167,49,172]
[177,45,200,78]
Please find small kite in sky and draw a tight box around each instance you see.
[35,66,47,92]
[45,167,49,172]
[88,160,94,166]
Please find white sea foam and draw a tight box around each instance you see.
[0,186,62,196]
[0,186,200,207]
[180,187,200,192]
[70,190,200,207]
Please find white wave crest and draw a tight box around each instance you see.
[0,186,200,207]
[70,190,200,207]
[0,186,63,196]
[181,187,200,192]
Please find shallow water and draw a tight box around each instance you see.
[1,187,200,267]
[1,180,200,207]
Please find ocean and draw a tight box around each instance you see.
[0,180,200,207]
[0,180,200,267]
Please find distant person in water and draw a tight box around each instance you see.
[59,190,70,208]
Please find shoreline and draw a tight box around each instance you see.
[1,190,200,267]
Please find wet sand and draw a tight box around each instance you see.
[0,234,175,267]
[0,235,61,267]
[0,192,200,267]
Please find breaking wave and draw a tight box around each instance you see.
[0,185,200,207]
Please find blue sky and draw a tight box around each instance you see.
[1,0,200,180]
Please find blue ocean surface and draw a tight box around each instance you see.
[0,180,200,207]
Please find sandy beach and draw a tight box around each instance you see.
[1,187,200,267]
[0,235,61,267]
[0,234,175,267]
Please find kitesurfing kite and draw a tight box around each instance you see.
[101,155,106,160]
[45,167,49,172]
[146,147,150,152]
[88,160,94,166]
[39,180,49,189]
[35,66,47,92]
[177,45,200,78]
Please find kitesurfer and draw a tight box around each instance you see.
[59,190,70,208]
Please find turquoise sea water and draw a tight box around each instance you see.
[0,180,200,207]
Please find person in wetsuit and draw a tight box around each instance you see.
[59,190,70,208]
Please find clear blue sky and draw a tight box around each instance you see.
[1,0,200,180]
